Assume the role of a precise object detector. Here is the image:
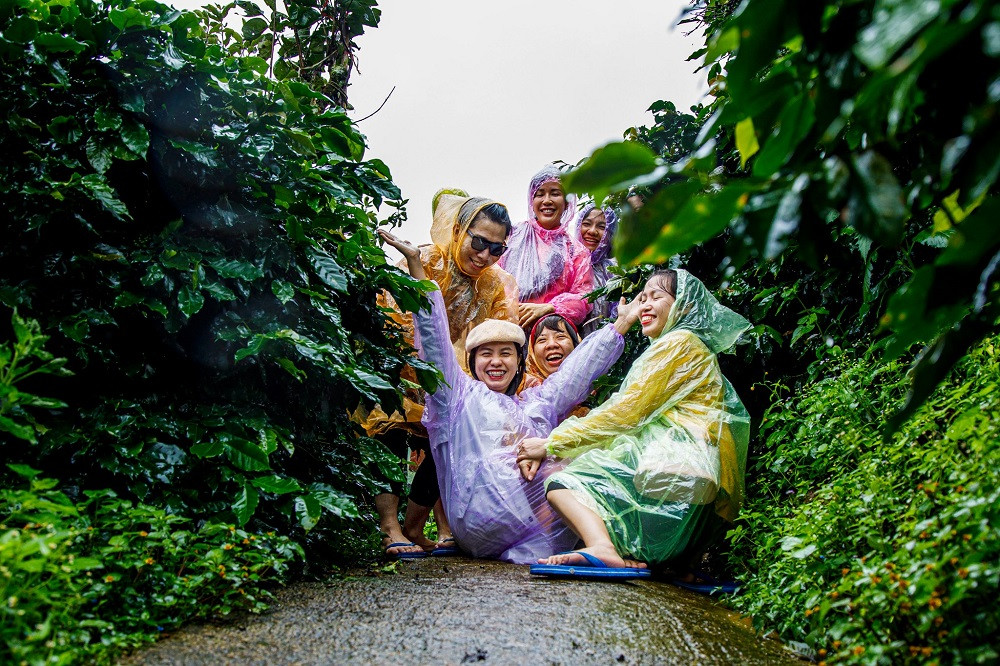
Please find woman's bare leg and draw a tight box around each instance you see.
[432,499,454,544]
[376,493,424,556]
[540,489,646,568]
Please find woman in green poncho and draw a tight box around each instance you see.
[517,269,751,570]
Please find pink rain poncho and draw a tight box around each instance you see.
[414,289,624,563]
[499,166,595,325]
[573,204,620,335]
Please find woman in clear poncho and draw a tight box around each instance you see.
[499,166,595,329]
[377,230,638,564]
[518,269,751,569]
[362,192,518,558]
[574,204,620,337]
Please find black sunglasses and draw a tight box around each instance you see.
[466,230,507,257]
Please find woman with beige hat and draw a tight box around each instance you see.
[378,229,639,564]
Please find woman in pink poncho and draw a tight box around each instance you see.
[500,166,595,330]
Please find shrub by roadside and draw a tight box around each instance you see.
[728,336,1000,664]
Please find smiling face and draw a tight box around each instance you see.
[638,275,677,338]
[532,321,577,375]
[457,216,508,277]
[473,342,519,392]
[578,208,607,252]
[531,180,566,230]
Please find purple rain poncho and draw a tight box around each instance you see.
[498,166,595,325]
[574,204,620,336]
[414,289,624,563]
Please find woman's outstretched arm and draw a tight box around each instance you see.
[378,230,462,405]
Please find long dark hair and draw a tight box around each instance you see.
[468,344,526,396]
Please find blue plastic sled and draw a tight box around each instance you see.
[529,551,652,580]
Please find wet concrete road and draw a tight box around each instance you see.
[127,557,799,665]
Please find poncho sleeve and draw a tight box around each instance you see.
[412,287,463,412]
[522,323,624,420]
[546,330,713,458]
[548,251,595,325]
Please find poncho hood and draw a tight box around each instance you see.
[654,269,751,354]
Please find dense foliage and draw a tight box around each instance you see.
[731,335,999,665]
[0,0,427,660]
[570,0,1000,428]
[565,0,1000,661]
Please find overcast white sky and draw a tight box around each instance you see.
[169,0,708,247]
[349,1,707,245]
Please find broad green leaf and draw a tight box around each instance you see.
[121,118,150,156]
[309,250,347,292]
[563,141,667,203]
[307,484,359,519]
[294,494,322,531]
[242,17,268,39]
[752,92,815,178]
[233,483,259,525]
[34,32,88,53]
[0,416,36,442]
[271,279,295,303]
[936,196,1000,267]
[854,0,940,70]
[209,258,264,281]
[252,475,302,494]
[614,180,701,264]
[619,183,750,266]
[85,138,113,173]
[224,437,271,471]
[850,151,908,246]
[177,285,204,316]
[735,117,759,169]
[109,7,152,29]
[765,174,809,259]
[6,16,38,43]
[190,439,225,457]
[80,174,131,220]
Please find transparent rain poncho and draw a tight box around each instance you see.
[544,270,752,565]
[573,204,620,335]
[415,289,624,563]
[361,192,518,437]
[498,166,594,325]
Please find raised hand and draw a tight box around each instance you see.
[378,229,420,260]
[614,293,642,334]
[378,229,426,280]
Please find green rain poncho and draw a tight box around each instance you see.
[544,270,751,565]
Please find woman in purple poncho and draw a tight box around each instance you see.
[377,229,639,564]
[574,204,620,336]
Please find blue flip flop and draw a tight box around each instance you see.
[670,571,739,595]
[529,550,652,580]
[384,542,428,560]
[431,537,460,557]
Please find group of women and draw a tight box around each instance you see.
[368,165,751,578]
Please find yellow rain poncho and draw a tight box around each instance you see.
[362,192,519,436]
[544,269,751,565]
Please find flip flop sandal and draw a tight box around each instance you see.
[670,570,740,595]
[529,550,651,580]
[431,537,460,556]
[384,541,428,560]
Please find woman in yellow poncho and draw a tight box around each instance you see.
[364,191,519,558]
[517,269,751,572]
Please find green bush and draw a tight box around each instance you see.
[0,0,430,554]
[727,336,1000,664]
[2,466,302,664]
